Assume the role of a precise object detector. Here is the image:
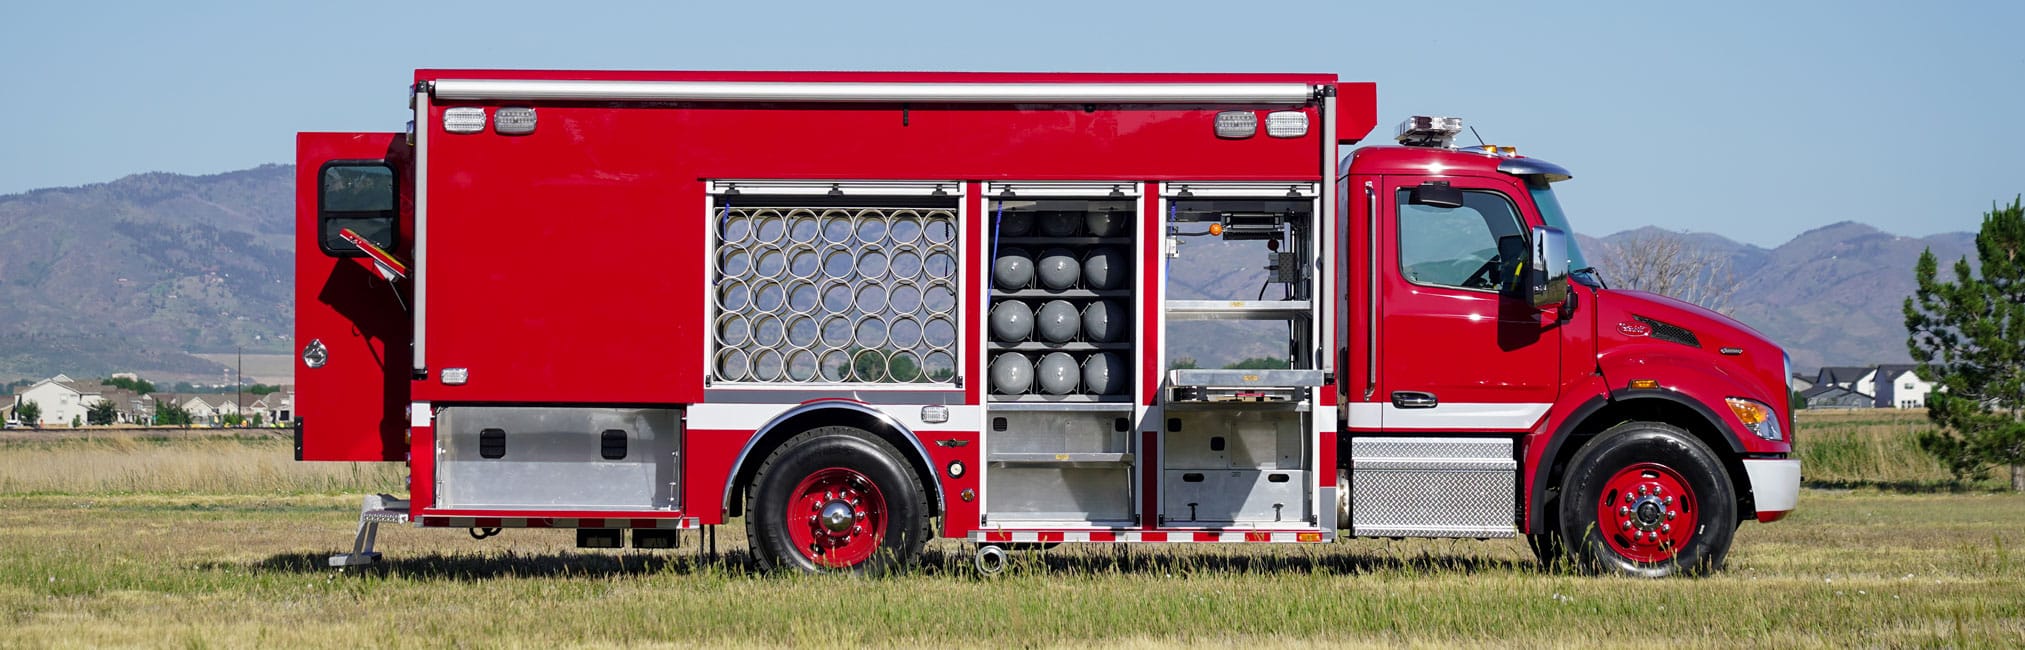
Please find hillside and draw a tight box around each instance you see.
[0,166,293,380]
[0,165,1981,380]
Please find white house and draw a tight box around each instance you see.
[12,374,101,427]
[1874,365,1934,409]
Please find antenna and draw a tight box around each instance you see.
[1469,126,1487,148]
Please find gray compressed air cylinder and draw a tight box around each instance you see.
[989,300,1033,342]
[1036,247,1080,290]
[1038,211,1081,237]
[990,352,1033,395]
[1036,352,1080,395]
[994,247,1033,291]
[999,211,1033,237]
[1082,247,1125,290]
[1081,300,1126,342]
[1082,352,1126,395]
[1036,299,1081,343]
[1085,210,1127,237]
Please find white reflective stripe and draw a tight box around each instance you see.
[433,79,1316,105]
[1345,403,1383,428]
[688,403,982,431]
[410,402,432,428]
[1743,458,1801,513]
[1380,402,1551,430]
[1011,532,1038,543]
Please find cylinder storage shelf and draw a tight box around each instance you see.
[983,195,1140,526]
[987,204,1135,403]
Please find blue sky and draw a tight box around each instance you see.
[2,1,2020,247]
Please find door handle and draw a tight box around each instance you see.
[1390,391,1438,409]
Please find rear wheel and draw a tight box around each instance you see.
[746,426,929,575]
[1557,421,1736,577]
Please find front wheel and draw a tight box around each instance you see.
[1557,421,1736,577]
[746,426,929,575]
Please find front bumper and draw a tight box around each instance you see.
[1743,458,1801,522]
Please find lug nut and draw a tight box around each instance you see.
[1625,491,1636,501]
[1639,485,1649,496]
[1664,496,1674,505]
[1667,511,1677,520]
[1661,524,1671,533]
[1621,521,1632,530]
[1620,506,1632,516]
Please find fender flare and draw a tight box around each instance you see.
[719,399,945,517]
[1525,389,1742,535]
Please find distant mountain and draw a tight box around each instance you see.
[0,166,293,381]
[0,166,1977,380]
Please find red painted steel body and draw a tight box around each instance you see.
[295,69,1794,556]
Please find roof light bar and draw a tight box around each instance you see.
[1395,115,1463,147]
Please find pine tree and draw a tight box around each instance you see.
[1904,197,2025,490]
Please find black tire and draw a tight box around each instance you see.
[745,426,930,575]
[1557,421,1736,577]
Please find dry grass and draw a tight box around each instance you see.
[1792,408,1992,489]
[0,435,400,495]
[0,491,2018,647]
[0,418,2019,647]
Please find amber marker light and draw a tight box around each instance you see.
[1628,379,1661,390]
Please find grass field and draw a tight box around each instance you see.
[1,414,2021,647]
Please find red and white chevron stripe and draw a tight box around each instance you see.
[972,530,1330,544]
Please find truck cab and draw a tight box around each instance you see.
[1336,117,1798,573]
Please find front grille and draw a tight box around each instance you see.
[1636,315,1701,348]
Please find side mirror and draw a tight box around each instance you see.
[1407,181,1464,209]
[1529,226,1571,308]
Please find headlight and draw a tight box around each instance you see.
[1727,397,1782,441]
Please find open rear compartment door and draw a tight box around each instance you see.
[294,132,412,461]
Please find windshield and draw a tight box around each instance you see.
[1527,181,1600,288]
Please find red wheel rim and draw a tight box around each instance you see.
[784,467,887,568]
[1596,462,1698,563]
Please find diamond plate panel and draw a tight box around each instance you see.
[1349,437,1516,538]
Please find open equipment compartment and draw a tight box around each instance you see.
[982,183,1141,526]
[1158,182,1321,528]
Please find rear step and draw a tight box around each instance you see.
[330,494,410,567]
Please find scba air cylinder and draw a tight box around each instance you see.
[1082,352,1126,395]
[994,247,1034,291]
[1035,248,1080,291]
[1081,300,1126,342]
[1036,300,1081,343]
[1082,247,1125,290]
[1036,352,1080,395]
[990,352,1033,395]
[989,300,1034,342]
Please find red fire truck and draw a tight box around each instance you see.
[296,69,1799,578]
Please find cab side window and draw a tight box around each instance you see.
[1396,189,1524,291]
[319,163,397,256]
